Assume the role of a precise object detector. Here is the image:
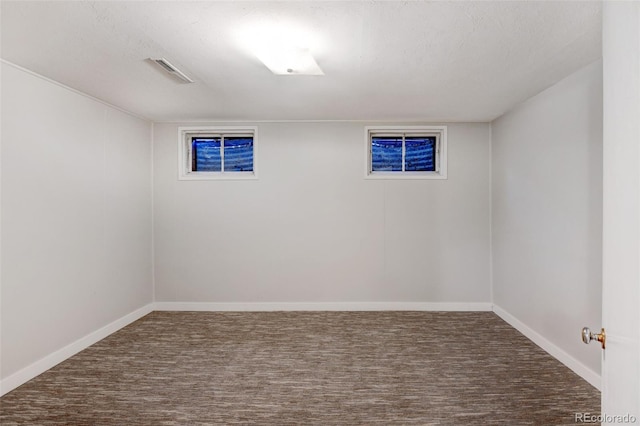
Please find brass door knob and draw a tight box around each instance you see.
[582,327,606,349]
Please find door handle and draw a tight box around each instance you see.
[581,327,606,349]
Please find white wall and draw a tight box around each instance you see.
[491,61,603,378]
[154,122,491,305]
[1,63,153,381]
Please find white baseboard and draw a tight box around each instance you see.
[0,303,154,397]
[153,301,493,312]
[492,304,601,390]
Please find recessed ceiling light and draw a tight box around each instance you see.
[236,22,324,76]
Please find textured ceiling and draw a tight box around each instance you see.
[1,1,602,122]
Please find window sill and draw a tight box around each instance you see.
[178,172,258,181]
[365,171,447,180]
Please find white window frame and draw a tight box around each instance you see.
[364,125,447,180]
[178,126,258,180]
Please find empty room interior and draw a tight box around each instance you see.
[1,0,639,424]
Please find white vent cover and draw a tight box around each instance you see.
[150,58,194,83]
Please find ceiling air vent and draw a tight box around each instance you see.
[150,58,194,83]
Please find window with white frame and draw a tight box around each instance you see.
[365,126,447,179]
[178,127,257,180]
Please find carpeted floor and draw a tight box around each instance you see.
[0,311,600,425]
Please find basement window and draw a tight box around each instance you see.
[178,127,257,180]
[365,126,447,179]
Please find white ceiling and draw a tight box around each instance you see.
[1,1,602,122]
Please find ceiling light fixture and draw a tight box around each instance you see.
[150,58,194,83]
[256,47,323,75]
[236,22,324,76]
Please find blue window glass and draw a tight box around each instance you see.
[192,138,221,172]
[371,137,403,171]
[405,137,436,171]
[224,137,253,172]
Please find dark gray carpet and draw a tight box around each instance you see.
[0,311,600,425]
